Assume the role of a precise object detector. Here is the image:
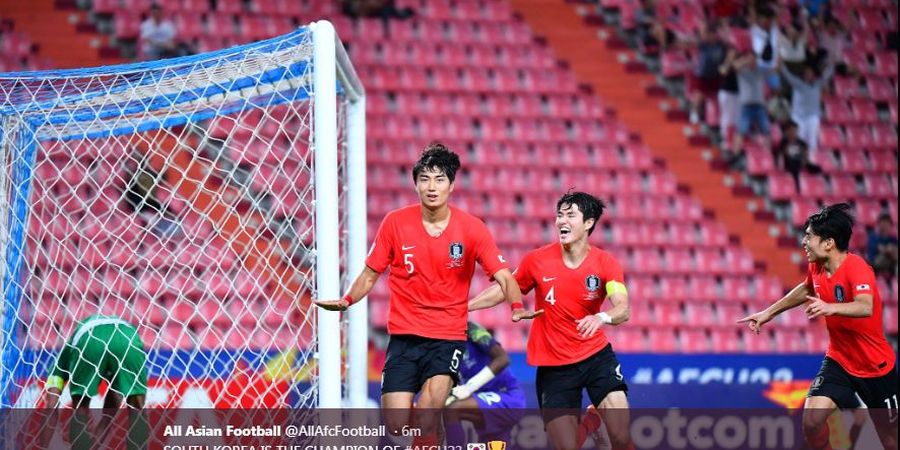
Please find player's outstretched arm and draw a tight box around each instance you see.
[314,266,381,311]
[468,283,505,311]
[494,269,543,322]
[738,282,811,333]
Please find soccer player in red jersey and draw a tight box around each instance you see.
[740,203,898,450]
[315,143,530,445]
[469,192,634,450]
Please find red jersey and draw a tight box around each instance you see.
[515,243,626,366]
[366,205,508,341]
[805,253,895,378]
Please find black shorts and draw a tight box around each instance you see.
[381,334,466,395]
[808,357,899,409]
[535,344,628,412]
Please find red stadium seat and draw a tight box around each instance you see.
[679,329,710,353]
[799,172,828,197]
[742,330,774,353]
[773,329,811,353]
[873,52,898,77]
[824,98,854,124]
[851,100,880,123]
[768,172,798,200]
[885,306,898,334]
[866,77,896,102]
[684,301,718,326]
[871,126,898,150]
[866,174,896,198]
[654,302,684,325]
[840,150,870,173]
[711,329,742,353]
[114,15,141,40]
[829,174,859,197]
[818,125,845,150]
[647,328,678,352]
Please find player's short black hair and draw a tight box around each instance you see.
[804,203,854,251]
[557,191,605,236]
[411,142,460,183]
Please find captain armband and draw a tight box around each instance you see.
[605,280,628,297]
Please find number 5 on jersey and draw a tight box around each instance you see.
[404,253,414,274]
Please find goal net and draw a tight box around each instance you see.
[0,21,365,410]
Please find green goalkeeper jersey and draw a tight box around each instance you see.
[47,314,148,397]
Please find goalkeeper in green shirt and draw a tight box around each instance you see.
[36,314,148,449]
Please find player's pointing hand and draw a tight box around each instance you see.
[512,308,543,322]
[313,299,350,311]
[737,310,772,334]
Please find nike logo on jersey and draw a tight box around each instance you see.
[401,245,415,251]
[542,276,556,282]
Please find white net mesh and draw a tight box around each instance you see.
[0,27,350,409]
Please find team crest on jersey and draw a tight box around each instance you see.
[585,275,601,292]
[584,275,601,301]
[834,285,845,303]
[447,242,465,268]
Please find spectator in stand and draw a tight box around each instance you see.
[780,21,809,76]
[779,59,834,154]
[689,22,727,125]
[718,47,741,153]
[772,121,822,191]
[731,51,772,169]
[632,0,658,51]
[867,214,898,280]
[139,4,176,60]
[342,0,414,22]
[815,16,848,74]
[750,5,780,72]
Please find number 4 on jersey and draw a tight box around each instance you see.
[545,286,556,305]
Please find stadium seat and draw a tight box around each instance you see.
[741,329,774,353]
[746,146,775,175]
[799,172,828,197]
[865,174,895,198]
[839,150,870,173]
[866,77,897,102]
[768,172,798,200]
[851,100,880,123]
[824,99,854,124]
[679,329,710,353]
[690,276,720,301]
[647,328,678,352]
[773,329,810,353]
[710,329,741,353]
[873,52,898,77]
[684,301,718,326]
[818,125,845,150]
[885,306,898,334]
[829,174,858,197]
[654,302,683,325]
[870,126,898,150]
